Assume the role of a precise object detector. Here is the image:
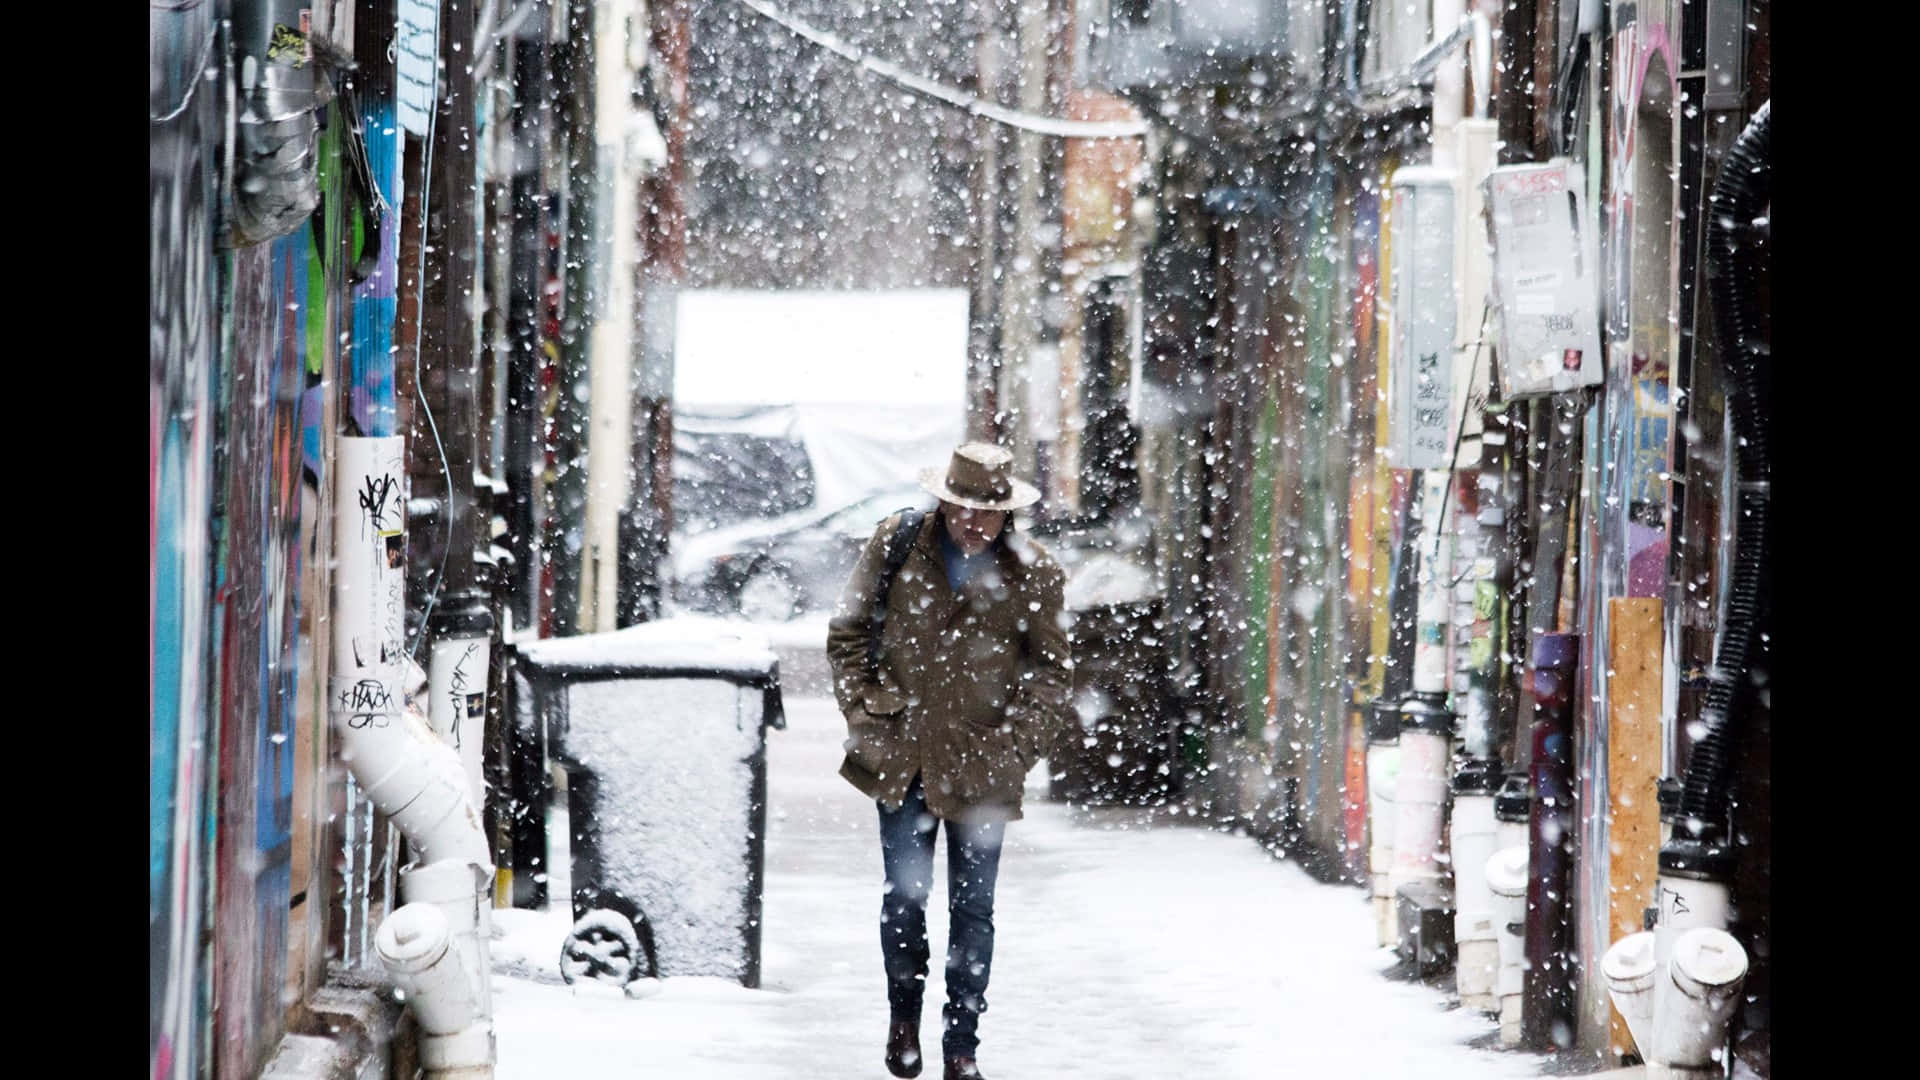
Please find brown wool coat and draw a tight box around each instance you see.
[826,510,1074,824]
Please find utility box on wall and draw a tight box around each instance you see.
[1484,159,1605,398]
[1387,166,1457,471]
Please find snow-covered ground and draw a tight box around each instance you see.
[489,635,1561,1077]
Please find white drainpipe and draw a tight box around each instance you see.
[1386,721,1450,908]
[1366,702,1402,948]
[1388,518,1455,918]
[1602,930,1659,1064]
[1650,927,1748,1076]
[1600,834,1746,1075]
[334,436,496,1078]
[376,898,493,1079]
[429,632,493,807]
[1484,845,1530,1047]
[1448,785,1498,1013]
[1645,853,1737,1077]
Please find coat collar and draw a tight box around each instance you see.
[912,510,1036,630]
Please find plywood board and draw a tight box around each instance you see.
[1606,597,1663,1060]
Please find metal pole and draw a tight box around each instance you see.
[1523,630,1580,1050]
[504,14,551,636]
[966,7,1006,442]
[422,0,484,604]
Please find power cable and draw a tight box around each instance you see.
[406,61,456,670]
[727,0,1146,138]
[1430,298,1494,580]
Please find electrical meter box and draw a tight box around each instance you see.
[1484,159,1605,398]
[1388,166,1457,471]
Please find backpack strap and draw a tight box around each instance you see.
[866,508,926,679]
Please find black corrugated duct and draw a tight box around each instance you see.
[1675,101,1770,840]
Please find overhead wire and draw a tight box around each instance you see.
[727,0,1147,139]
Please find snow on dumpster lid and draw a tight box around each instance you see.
[516,616,778,682]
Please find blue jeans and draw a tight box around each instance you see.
[878,774,1006,1060]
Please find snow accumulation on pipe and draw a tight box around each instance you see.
[376,903,483,1037]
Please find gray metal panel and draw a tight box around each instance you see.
[1704,0,1747,110]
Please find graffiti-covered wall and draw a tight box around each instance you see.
[212,220,331,1078]
[151,3,222,1076]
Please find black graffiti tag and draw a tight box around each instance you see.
[340,678,395,729]
[447,642,479,747]
[358,473,401,537]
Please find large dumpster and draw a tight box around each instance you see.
[511,618,784,988]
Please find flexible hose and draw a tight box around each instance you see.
[1677,102,1770,835]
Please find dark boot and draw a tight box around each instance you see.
[943,1058,986,1080]
[886,1019,923,1078]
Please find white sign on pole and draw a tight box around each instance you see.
[396,0,440,136]
[1484,159,1605,397]
[1389,167,1458,471]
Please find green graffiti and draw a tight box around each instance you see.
[267,25,309,67]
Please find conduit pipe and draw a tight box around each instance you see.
[1368,467,1426,949]
[1390,475,1457,917]
[1485,846,1529,1046]
[1386,702,1451,904]
[1449,770,1500,1013]
[1365,700,1402,947]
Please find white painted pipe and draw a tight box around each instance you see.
[1431,0,1464,167]
[1650,872,1733,1072]
[429,633,493,806]
[1495,817,1526,858]
[346,706,493,869]
[1450,791,1498,1012]
[1601,930,1658,1062]
[376,902,483,1036]
[1651,928,1748,1072]
[1485,846,1530,1047]
[1468,13,1492,120]
[401,859,495,1022]
[1388,729,1451,897]
[1367,741,1401,947]
[1411,564,1451,697]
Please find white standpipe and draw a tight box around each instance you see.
[334,436,496,1078]
[1366,709,1402,948]
[1386,725,1450,905]
[1603,833,1747,1074]
[1650,928,1748,1075]
[429,632,493,806]
[1602,930,1659,1063]
[376,901,492,1078]
[1485,846,1530,1047]
[1646,864,1736,1077]
[1449,787,1498,1012]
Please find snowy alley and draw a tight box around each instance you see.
[487,620,1560,1079]
[153,3,1771,1075]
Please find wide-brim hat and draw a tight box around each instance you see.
[919,442,1041,512]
